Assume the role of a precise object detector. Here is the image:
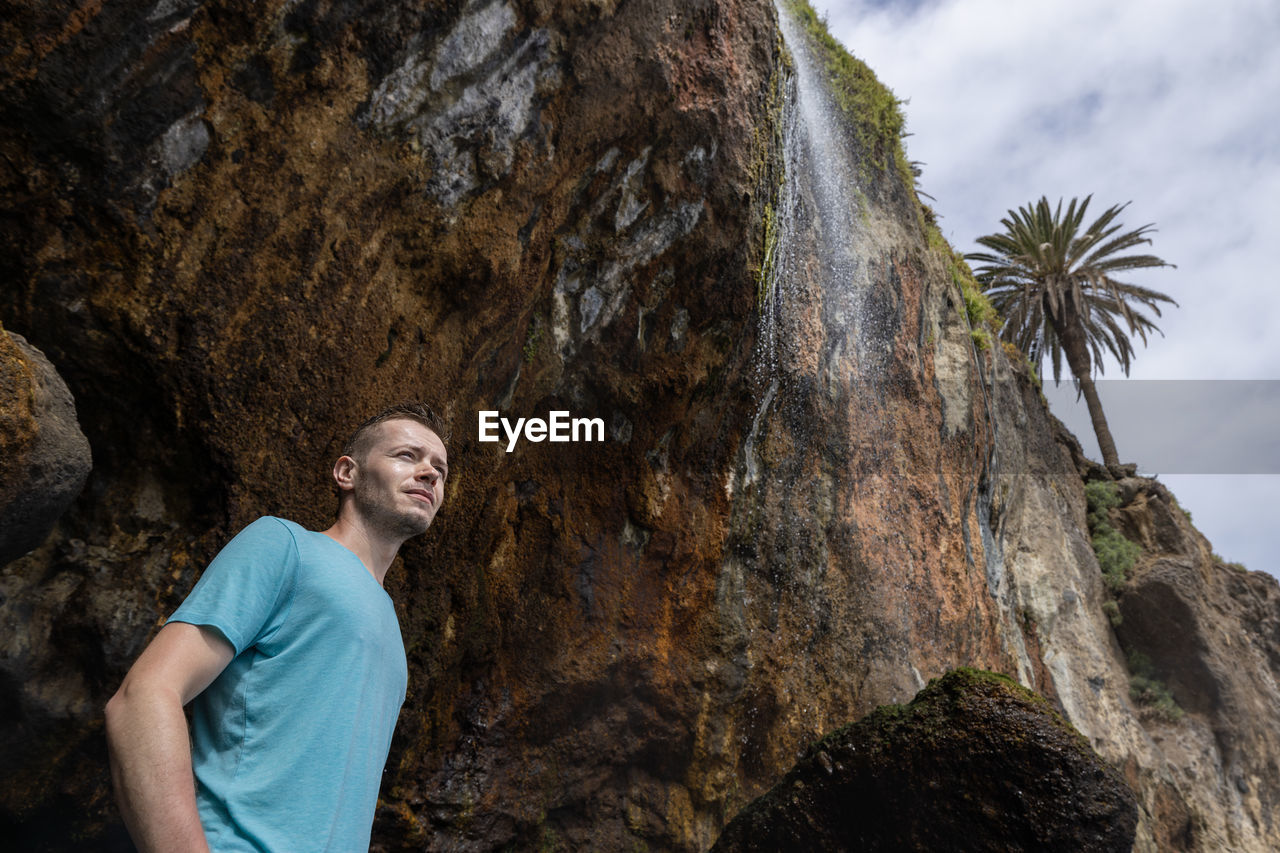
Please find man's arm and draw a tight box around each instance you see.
[105,622,235,853]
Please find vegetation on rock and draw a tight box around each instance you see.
[1083,478,1186,722]
[782,0,913,190]
[1127,650,1185,722]
[1084,480,1142,592]
[943,243,998,351]
[751,34,789,309]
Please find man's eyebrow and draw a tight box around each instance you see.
[390,443,429,457]
[393,444,448,467]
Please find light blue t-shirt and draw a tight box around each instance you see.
[169,516,408,852]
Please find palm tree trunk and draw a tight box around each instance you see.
[1055,316,1122,468]
[1076,373,1121,468]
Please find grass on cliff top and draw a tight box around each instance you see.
[931,222,999,351]
[782,0,914,189]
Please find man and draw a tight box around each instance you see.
[105,402,449,852]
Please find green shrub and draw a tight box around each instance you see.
[1084,479,1122,516]
[1084,481,1140,592]
[1127,651,1184,722]
[1212,551,1249,573]
[1102,599,1122,627]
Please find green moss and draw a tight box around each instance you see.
[538,823,562,853]
[809,668,1055,761]
[951,257,995,330]
[757,201,779,307]
[781,0,913,190]
[935,666,1029,697]
[1084,481,1141,592]
[523,320,543,363]
[934,243,999,351]
[751,39,789,309]
[922,216,947,253]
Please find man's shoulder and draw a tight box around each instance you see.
[235,517,345,565]
[226,516,307,554]
[240,515,304,535]
[249,515,302,531]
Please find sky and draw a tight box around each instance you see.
[808,0,1280,577]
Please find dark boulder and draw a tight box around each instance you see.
[0,327,92,566]
[712,668,1137,852]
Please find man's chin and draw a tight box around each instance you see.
[405,517,434,537]
[392,512,433,539]
[360,502,434,540]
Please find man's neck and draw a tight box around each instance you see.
[320,516,403,586]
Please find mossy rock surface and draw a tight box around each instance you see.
[711,668,1137,852]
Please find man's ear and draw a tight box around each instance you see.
[332,455,358,494]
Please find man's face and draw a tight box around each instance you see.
[346,418,448,539]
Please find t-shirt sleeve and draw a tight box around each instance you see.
[168,516,299,656]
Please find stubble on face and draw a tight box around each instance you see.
[356,489,433,540]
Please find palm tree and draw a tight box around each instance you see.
[967,196,1177,468]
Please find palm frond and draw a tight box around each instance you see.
[965,195,1176,380]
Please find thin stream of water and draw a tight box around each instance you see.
[769,3,875,357]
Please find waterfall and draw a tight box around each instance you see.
[737,1,896,501]
[755,0,886,389]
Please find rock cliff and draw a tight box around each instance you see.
[1,1,1277,851]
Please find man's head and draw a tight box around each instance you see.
[341,402,450,465]
[333,402,450,539]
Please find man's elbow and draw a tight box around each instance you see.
[104,684,132,746]
[104,679,177,738]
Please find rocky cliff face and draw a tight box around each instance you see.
[1109,475,1280,850]
[1,1,1277,851]
[979,362,1280,851]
